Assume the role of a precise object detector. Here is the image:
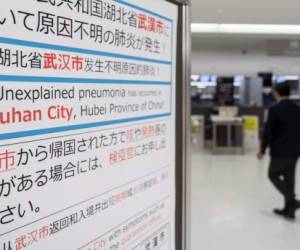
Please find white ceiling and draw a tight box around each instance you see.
[191,0,300,25]
[190,0,300,75]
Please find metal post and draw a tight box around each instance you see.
[180,3,191,250]
[183,5,191,250]
[165,1,191,249]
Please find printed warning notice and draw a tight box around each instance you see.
[0,0,178,249]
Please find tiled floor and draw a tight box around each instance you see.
[191,148,300,250]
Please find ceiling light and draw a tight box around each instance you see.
[191,23,300,35]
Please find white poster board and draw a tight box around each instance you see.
[0,0,178,249]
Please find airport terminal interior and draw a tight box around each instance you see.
[2,0,300,249]
[190,0,300,249]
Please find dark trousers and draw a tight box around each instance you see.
[268,157,298,204]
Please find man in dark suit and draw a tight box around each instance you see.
[257,82,300,219]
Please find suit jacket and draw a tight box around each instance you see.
[261,99,300,157]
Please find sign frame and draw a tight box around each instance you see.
[164,1,191,250]
[0,0,191,249]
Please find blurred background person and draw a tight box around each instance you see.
[258,82,300,219]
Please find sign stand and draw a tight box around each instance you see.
[0,0,191,249]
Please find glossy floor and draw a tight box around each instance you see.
[191,148,300,250]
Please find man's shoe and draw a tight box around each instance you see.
[273,208,295,220]
[273,208,287,216]
[284,209,296,220]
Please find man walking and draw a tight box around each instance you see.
[258,82,300,219]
